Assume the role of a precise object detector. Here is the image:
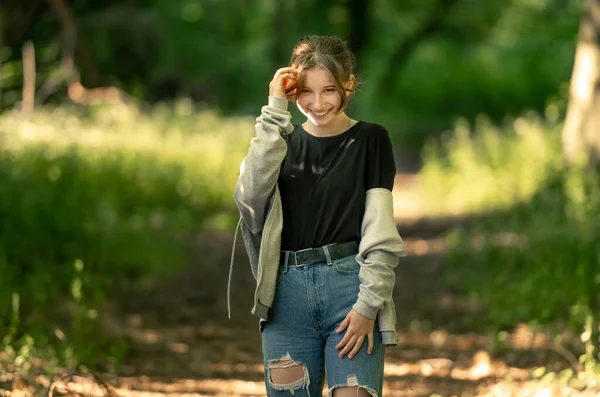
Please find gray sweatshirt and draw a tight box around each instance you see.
[231,96,406,345]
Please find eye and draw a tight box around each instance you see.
[325,88,336,93]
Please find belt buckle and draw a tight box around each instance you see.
[294,247,314,267]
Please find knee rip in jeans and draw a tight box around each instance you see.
[327,375,378,397]
[267,352,310,395]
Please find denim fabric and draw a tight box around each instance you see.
[260,253,385,397]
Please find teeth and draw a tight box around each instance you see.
[313,110,329,116]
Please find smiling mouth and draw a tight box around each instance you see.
[311,109,331,117]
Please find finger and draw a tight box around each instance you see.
[348,335,365,359]
[339,337,357,358]
[339,335,358,358]
[335,331,351,350]
[275,74,295,91]
[368,332,374,355]
[274,67,297,77]
[336,317,350,334]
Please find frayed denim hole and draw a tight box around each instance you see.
[327,375,378,397]
[266,352,311,395]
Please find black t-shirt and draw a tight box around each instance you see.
[278,121,396,251]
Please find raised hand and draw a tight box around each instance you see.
[269,67,297,99]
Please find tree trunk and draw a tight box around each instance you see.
[21,41,35,114]
[272,0,286,69]
[347,0,370,67]
[562,0,600,165]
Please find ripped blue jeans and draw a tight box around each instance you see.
[260,253,385,397]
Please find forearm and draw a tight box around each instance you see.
[353,250,399,319]
[234,97,292,232]
[353,188,406,319]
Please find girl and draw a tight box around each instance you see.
[232,35,405,397]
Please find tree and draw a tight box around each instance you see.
[347,0,370,66]
[377,0,459,96]
[562,0,600,164]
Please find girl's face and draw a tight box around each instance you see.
[296,67,345,127]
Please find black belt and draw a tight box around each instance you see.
[280,241,359,267]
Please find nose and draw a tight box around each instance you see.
[314,94,323,109]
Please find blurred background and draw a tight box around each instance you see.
[0,0,582,146]
[0,0,599,396]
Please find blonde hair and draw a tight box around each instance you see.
[285,35,357,114]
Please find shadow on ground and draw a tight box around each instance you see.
[86,212,575,397]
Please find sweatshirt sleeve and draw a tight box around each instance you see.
[234,97,293,233]
[352,189,406,320]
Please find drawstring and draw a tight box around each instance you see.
[227,217,243,319]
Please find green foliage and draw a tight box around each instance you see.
[1,1,582,147]
[421,113,600,359]
[0,102,252,367]
[421,113,562,215]
[354,0,580,145]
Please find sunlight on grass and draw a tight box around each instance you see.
[419,110,600,379]
[0,101,256,369]
[0,102,253,192]
[420,113,561,216]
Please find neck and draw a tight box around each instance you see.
[303,113,353,138]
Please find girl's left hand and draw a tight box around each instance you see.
[335,309,375,359]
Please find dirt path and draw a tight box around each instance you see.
[2,172,578,397]
[89,175,574,397]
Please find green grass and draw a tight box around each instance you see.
[420,112,600,364]
[420,113,562,216]
[2,99,598,376]
[0,101,253,368]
